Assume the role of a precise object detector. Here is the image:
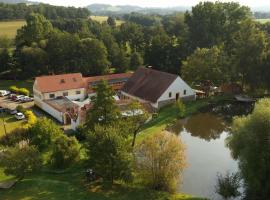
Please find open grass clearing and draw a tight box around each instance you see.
[255,18,270,24]
[0,165,206,200]
[0,20,26,39]
[0,113,25,137]
[90,16,124,26]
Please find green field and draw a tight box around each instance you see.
[255,18,270,24]
[90,16,124,26]
[0,165,206,200]
[0,113,25,137]
[0,20,26,39]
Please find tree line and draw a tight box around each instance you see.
[0,2,90,20]
[1,1,270,91]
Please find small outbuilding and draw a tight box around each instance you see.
[121,67,196,109]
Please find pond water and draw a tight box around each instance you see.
[169,113,239,200]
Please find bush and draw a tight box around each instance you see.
[0,144,42,179]
[215,172,241,200]
[176,100,186,118]
[24,110,37,127]
[16,105,26,113]
[18,88,30,96]
[0,128,28,146]
[135,131,186,192]
[9,85,19,93]
[50,135,80,169]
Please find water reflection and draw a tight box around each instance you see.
[169,113,228,141]
[171,113,239,200]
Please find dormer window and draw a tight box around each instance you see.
[73,78,77,82]
[60,79,65,83]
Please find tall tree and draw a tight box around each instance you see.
[86,80,120,129]
[107,16,116,27]
[16,13,53,48]
[227,99,270,199]
[86,125,133,184]
[130,52,143,70]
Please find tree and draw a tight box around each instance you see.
[85,125,133,184]
[78,38,110,75]
[229,20,268,89]
[130,51,143,70]
[182,46,229,85]
[227,99,270,199]
[0,144,42,179]
[86,80,120,129]
[135,131,186,192]
[50,135,80,169]
[16,13,53,47]
[0,48,11,73]
[215,172,241,200]
[107,16,116,27]
[175,100,186,118]
[28,118,63,151]
[185,2,251,49]
[125,101,149,147]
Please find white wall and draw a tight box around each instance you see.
[34,98,63,123]
[43,88,86,101]
[153,76,195,108]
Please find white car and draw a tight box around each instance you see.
[15,112,25,120]
[0,90,10,97]
[14,95,25,102]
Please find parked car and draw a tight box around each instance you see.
[15,112,25,120]
[14,95,25,102]
[0,90,10,97]
[9,94,16,99]
[9,109,17,115]
[20,96,33,103]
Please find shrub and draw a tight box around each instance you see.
[0,128,28,146]
[18,88,30,96]
[24,110,37,127]
[135,131,186,192]
[176,100,186,118]
[215,172,241,200]
[50,135,80,169]
[16,105,26,113]
[0,144,42,179]
[9,85,19,93]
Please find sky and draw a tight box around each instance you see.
[30,0,270,8]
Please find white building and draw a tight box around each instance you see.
[121,67,196,109]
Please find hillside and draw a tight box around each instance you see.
[87,4,189,15]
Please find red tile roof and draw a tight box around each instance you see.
[83,72,133,84]
[35,73,85,93]
[122,67,178,103]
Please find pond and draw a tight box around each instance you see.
[169,112,240,200]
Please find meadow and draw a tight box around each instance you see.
[0,20,26,39]
[255,18,270,24]
[90,16,124,26]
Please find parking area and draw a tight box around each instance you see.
[0,96,34,110]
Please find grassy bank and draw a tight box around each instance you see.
[0,20,26,39]
[0,165,206,200]
[139,95,233,138]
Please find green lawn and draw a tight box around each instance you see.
[90,16,124,26]
[0,165,206,200]
[255,18,270,24]
[0,79,34,93]
[0,20,26,39]
[0,113,25,137]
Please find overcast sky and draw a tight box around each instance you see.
[29,0,270,8]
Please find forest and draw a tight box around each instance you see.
[1,1,270,92]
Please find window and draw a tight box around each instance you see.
[76,91,81,95]
[63,92,68,96]
[60,79,65,83]
[49,93,55,99]
[169,92,172,98]
[183,90,187,95]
